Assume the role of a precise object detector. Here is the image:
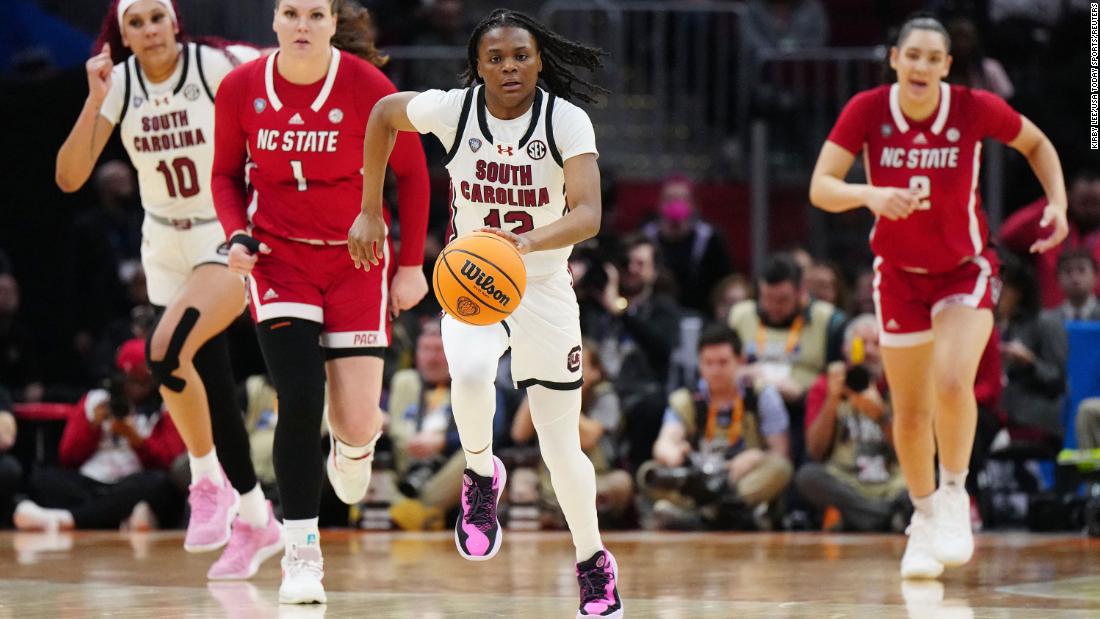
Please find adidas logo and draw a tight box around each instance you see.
[913,132,927,145]
[263,288,279,300]
[887,319,900,330]
[289,112,304,125]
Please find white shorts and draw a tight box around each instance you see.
[140,215,230,306]
[441,268,583,390]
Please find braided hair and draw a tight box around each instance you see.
[460,9,607,104]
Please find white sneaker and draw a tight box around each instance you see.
[932,485,974,567]
[326,433,378,505]
[279,544,326,604]
[901,511,944,579]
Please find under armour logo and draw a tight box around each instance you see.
[497,145,513,156]
[153,96,171,107]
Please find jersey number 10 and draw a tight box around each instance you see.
[155,157,200,199]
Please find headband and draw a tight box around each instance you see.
[117,0,178,31]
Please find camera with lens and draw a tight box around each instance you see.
[644,453,730,506]
[570,245,613,302]
[103,373,132,419]
[398,460,438,498]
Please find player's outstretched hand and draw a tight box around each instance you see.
[476,227,532,255]
[86,44,113,106]
[227,233,270,276]
[348,211,387,270]
[867,187,919,221]
[1030,203,1069,254]
[390,266,428,317]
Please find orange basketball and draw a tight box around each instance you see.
[433,232,527,326]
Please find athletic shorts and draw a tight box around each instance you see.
[248,231,391,349]
[140,215,230,306]
[441,268,583,390]
[873,248,999,348]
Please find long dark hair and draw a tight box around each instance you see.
[94,0,243,65]
[460,9,607,104]
[328,0,387,67]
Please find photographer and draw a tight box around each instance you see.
[0,386,19,528]
[14,339,185,531]
[642,326,792,530]
[795,314,907,532]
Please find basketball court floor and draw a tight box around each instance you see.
[1,529,1098,617]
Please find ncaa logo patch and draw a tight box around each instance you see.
[132,96,145,109]
[183,84,201,101]
[329,108,344,124]
[567,345,582,373]
[880,124,892,137]
[456,296,481,317]
[254,98,267,114]
[946,127,960,143]
[469,138,482,152]
[526,139,547,160]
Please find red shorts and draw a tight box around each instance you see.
[248,231,391,348]
[873,248,999,348]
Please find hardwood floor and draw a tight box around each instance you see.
[1,530,1099,617]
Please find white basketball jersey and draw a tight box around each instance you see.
[114,43,218,219]
[444,86,572,279]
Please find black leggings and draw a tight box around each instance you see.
[30,467,183,529]
[256,318,327,520]
[151,306,258,494]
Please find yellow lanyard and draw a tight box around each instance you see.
[705,396,744,446]
[756,314,804,359]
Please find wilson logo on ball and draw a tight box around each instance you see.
[460,260,512,307]
[456,296,481,316]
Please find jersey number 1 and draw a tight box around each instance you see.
[909,175,932,211]
[290,161,307,191]
[155,157,199,198]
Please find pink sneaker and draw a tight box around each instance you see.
[184,471,240,553]
[207,501,284,580]
[576,549,623,618]
[454,456,506,561]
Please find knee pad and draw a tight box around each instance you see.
[148,307,200,393]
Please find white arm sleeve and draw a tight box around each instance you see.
[98,63,128,125]
[406,88,467,152]
[552,100,598,161]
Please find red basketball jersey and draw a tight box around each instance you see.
[213,49,429,263]
[828,83,1022,272]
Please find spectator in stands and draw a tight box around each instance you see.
[241,375,278,492]
[806,261,848,311]
[0,269,42,403]
[512,343,633,528]
[849,267,876,316]
[709,273,751,329]
[0,386,20,528]
[946,16,1014,99]
[386,321,512,531]
[740,0,829,54]
[86,160,143,262]
[1045,248,1100,321]
[729,252,844,409]
[997,257,1067,450]
[970,330,1005,510]
[796,314,907,532]
[13,339,185,531]
[585,235,681,470]
[642,177,733,314]
[643,326,791,530]
[1000,168,1100,308]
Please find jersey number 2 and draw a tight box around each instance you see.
[155,157,199,198]
[909,175,932,211]
[483,209,534,234]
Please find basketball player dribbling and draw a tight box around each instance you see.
[54,0,280,580]
[352,9,622,618]
[212,0,429,603]
[810,14,1068,579]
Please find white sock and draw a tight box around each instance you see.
[939,465,968,491]
[238,484,268,527]
[911,492,934,517]
[188,449,222,485]
[284,517,320,550]
[449,374,497,478]
[335,431,380,460]
[528,385,603,562]
[15,500,74,531]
